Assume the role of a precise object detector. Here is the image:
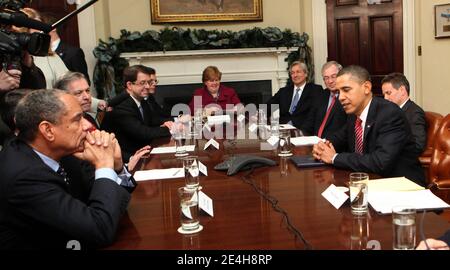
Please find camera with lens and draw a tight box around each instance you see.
[0,0,50,70]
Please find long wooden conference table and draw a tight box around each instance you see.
[108,134,450,250]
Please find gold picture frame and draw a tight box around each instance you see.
[150,0,263,23]
[435,3,450,39]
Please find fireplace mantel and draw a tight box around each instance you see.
[121,47,297,95]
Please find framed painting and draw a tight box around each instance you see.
[435,3,450,39]
[150,0,263,23]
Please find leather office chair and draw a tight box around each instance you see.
[419,111,443,167]
[428,114,450,203]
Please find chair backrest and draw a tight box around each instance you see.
[422,111,444,158]
[429,114,450,184]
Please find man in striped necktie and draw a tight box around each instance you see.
[312,65,425,186]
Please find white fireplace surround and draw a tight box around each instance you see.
[121,47,298,95]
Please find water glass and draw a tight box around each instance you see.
[258,109,267,126]
[270,117,280,137]
[392,206,416,250]
[349,172,369,215]
[182,156,200,189]
[178,187,200,232]
[350,214,370,250]
[278,130,292,157]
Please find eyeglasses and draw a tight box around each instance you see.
[132,80,158,86]
[323,74,337,82]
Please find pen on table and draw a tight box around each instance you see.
[173,169,181,176]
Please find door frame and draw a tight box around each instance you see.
[312,0,416,100]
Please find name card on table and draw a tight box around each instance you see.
[321,184,349,209]
[248,123,258,133]
[199,191,214,217]
[204,139,220,150]
[267,136,280,147]
[198,160,208,176]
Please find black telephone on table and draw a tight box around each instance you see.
[214,155,277,176]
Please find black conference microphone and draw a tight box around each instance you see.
[0,12,52,33]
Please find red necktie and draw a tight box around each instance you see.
[317,94,336,138]
[355,117,363,154]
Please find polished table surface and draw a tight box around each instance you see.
[108,136,450,250]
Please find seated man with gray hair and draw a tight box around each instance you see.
[0,89,135,249]
[54,72,99,129]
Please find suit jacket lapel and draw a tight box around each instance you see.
[364,98,377,143]
[349,115,356,152]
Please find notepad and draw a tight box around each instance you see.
[368,177,425,192]
[134,168,185,181]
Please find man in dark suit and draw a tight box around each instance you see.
[382,73,427,154]
[112,65,172,161]
[54,72,99,129]
[41,13,90,85]
[267,61,322,129]
[107,68,173,127]
[302,61,347,138]
[312,65,425,186]
[0,90,134,249]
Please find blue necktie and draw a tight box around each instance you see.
[289,88,301,114]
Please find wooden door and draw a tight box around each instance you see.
[326,0,403,95]
[29,0,80,47]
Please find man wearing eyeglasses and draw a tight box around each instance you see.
[302,61,348,139]
[111,65,171,161]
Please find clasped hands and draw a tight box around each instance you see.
[312,140,337,164]
[75,130,123,172]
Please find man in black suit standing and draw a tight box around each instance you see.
[302,61,347,138]
[41,13,90,85]
[54,72,99,129]
[312,65,425,186]
[267,61,322,129]
[112,65,172,161]
[382,73,427,154]
[0,89,134,249]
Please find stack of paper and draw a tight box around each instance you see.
[291,136,323,146]
[368,189,450,214]
[134,168,184,182]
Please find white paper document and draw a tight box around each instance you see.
[150,145,195,154]
[207,115,231,125]
[134,168,184,181]
[322,184,349,209]
[279,124,297,130]
[368,189,450,214]
[291,136,324,146]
